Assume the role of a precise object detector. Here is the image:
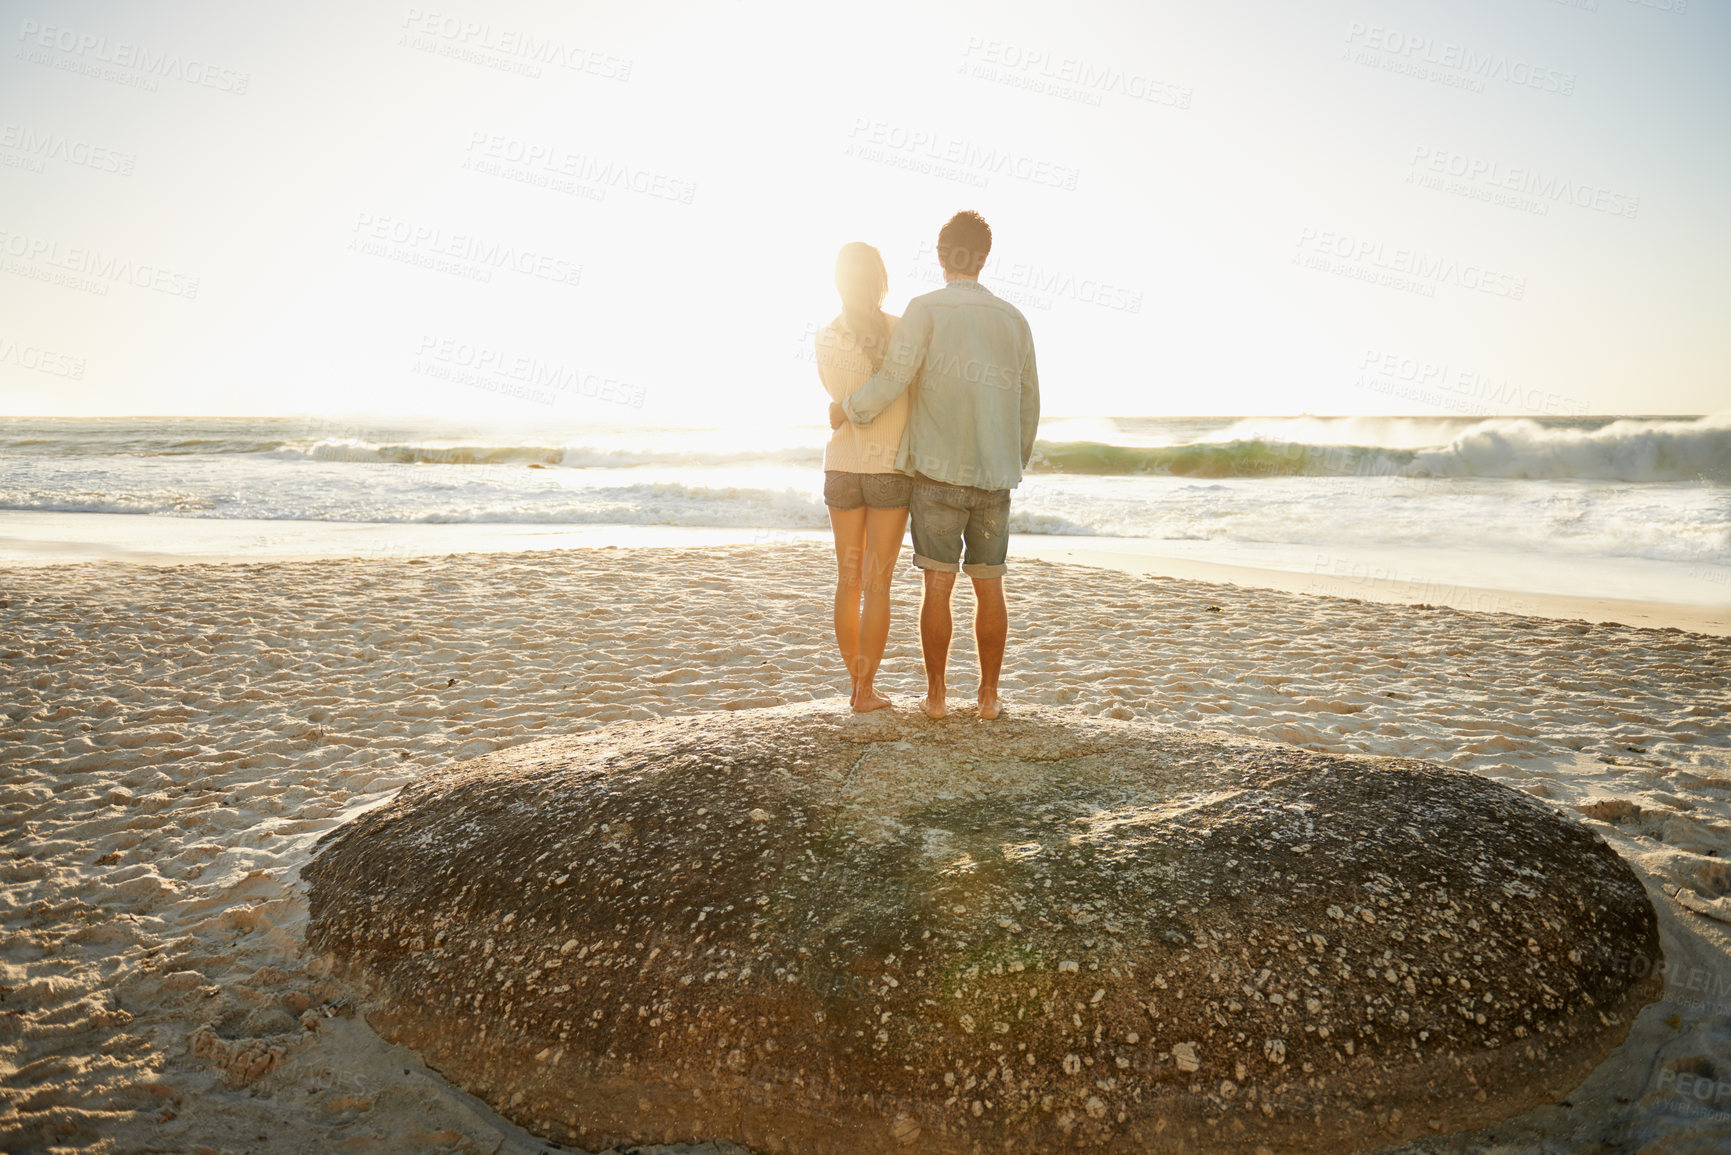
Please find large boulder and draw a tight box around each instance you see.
[304,703,1660,1153]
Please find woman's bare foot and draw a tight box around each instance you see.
[851,687,893,713]
[921,693,948,719]
[978,690,1003,720]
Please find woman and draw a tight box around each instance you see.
[816,242,910,713]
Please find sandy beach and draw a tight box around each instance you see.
[3,510,1725,638]
[4,542,1730,1153]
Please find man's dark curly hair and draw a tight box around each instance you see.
[937,210,992,277]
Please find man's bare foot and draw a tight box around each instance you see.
[978,690,1003,720]
[921,694,948,719]
[851,688,892,713]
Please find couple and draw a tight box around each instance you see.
[816,210,1040,720]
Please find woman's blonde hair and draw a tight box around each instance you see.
[835,242,890,372]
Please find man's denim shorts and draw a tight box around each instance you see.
[909,474,1012,578]
[823,470,913,511]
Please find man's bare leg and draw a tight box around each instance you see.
[919,569,957,718]
[972,575,1007,719]
[851,506,909,712]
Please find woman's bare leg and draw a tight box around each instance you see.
[851,506,908,712]
[823,505,865,696]
[828,506,866,697]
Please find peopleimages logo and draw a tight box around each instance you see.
[1355,349,1586,416]
[1308,556,1530,615]
[1344,23,1576,95]
[15,20,250,93]
[414,337,648,408]
[399,8,631,80]
[1409,147,1639,219]
[0,124,135,175]
[957,38,1192,110]
[1294,228,1526,301]
[845,120,1080,191]
[0,334,85,379]
[349,212,583,287]
[463,133,696,205]
[910,241,1142,313]
[0,228,200,299]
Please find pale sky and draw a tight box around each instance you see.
[1,0,1726,422]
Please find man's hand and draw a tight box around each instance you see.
[829,402,847,430]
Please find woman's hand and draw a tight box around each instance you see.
[829,402,847,430]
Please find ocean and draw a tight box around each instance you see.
[2,414,1727,605]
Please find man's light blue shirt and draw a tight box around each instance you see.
[841,278,1040,491]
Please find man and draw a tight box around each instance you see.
[829,210,1040,720]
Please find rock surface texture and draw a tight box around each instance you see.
[304,703,1661,1153]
